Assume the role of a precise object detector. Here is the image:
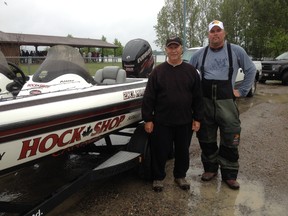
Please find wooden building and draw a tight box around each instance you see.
[0,31,118,57]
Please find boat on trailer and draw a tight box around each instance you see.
[0,39,153,215]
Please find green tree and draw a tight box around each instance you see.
[154,0,222,49]
[113,39,123,57]
[154,0,185,49]
[155,0,288,58]
[249,0,288,57]
[99,35,117,57]
[99,35,107,56]
[190,0,222,47]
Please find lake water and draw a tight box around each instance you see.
[154,54,166,63]
[84,54,166,63]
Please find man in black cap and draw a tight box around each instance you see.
[142,36,203,192]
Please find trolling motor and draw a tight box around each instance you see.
[122,38,154,78]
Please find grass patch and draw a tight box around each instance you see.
[19,62,123,76]
[85,62,122,75]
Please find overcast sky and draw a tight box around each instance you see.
[0,0,165,50]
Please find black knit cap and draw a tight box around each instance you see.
[165,36,182,47]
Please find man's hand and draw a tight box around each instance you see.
[144,121,154,133]
[233,89,241,97]
[192,120,200,132]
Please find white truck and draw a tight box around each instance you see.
[182,47,262,97]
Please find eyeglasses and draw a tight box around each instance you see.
[210,29,222,33]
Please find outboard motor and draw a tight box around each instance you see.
[122,38,154,78]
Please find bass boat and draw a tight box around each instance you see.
[0,39,154,176]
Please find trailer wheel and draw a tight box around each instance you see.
[126,123,152,180]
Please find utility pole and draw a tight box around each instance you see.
[183,0,187,51]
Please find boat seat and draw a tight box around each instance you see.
[94,66,127,84]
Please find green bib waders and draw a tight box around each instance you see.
[197,44,241,180]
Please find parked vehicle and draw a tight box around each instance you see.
[260,51,288,85]
[182,47,262,97]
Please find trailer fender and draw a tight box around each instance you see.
[126,123,151,180]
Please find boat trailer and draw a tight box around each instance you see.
[0,123,151,216]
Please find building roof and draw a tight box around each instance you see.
[0,31,118,49]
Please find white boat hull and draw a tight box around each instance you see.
[0,81,147,175]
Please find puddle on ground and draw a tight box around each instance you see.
[256,92,288,104]
[185,168,287,216]
[237,92,288,114]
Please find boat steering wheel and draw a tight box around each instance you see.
[8,62,27,85]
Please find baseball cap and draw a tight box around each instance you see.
[208,20,224,32]
[166,36,182,47]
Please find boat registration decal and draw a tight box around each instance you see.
[123,88,145,100]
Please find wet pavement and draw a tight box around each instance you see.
[1,82,288,216]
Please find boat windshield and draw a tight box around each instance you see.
[32,45,95,84]
[0,50,9,69]
[0,50,14,78]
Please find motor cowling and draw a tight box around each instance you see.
[122,38,154,78]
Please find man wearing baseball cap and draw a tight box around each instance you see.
[190,20,256,190]
[208,20,224,32]
[165,36,182,47]
[142,36,203,192]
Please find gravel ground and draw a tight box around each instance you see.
[48,82,288,216]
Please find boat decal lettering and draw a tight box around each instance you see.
[18,127,86,160]
[125,67,134,72]
[69,127,86,143]
[123,88,144,100]
[17,115,126,160]
[27,83,49,88]
[91,115,125,136]
[137,47,152,63]
[60,80,76,83]
[135,88,145,97]
[0,152,5,161]
[30,209,43,216]
[82,125,93,136]
[123,90,136,100]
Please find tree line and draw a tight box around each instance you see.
[79,35,124,58]
[154,0,288,59]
